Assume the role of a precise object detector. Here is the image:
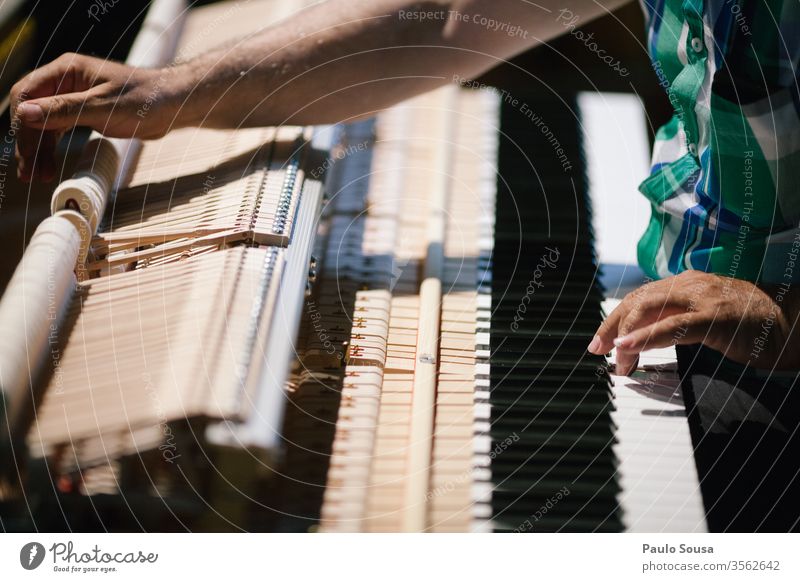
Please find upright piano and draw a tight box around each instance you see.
[1,0,798,533]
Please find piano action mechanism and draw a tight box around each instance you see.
[0,0,708,533]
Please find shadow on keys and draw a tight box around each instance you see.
[678,344,800,532]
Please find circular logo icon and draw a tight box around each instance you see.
[20,542,46,570]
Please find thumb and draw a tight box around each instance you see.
[16,91,110,131]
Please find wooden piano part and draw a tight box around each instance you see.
[90,125,310,271]
[0,0,188,496]
[28,245,285,466]
[1,0,327,516]
[298,87,500,532]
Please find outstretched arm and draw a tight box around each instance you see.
[10,0,629,180]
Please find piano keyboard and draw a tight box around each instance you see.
[488,92,621,532]
[580,92,707,532]
[606,319,707,533]
[282,88,706,533]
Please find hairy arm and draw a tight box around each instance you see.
[168,0,630,127]
[10,0,630,180]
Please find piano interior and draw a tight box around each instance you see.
[1,0,798,534]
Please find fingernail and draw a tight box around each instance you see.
[613,335,632,348]
[17,102,43,123]
[587,335,601,354]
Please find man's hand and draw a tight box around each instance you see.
[587,270,800,373]
[10,53,175,181]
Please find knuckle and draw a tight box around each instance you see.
[621,290,637,305]
[58,52,79,63]
[10,77,32,103]
[48,95,77,117]
[640,292,665,308]
[47,95,65,113]
[619,311,640,336]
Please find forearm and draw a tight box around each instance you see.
[167,0,629,128]
[9,0,630,179]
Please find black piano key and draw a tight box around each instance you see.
[489,91,622,532]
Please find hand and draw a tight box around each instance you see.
[587,270,800,374]
[10,53,179,182]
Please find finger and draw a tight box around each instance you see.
[15,90,111,180]
[614,350,639,376]
[590,285,661,354]
[9,53,92,137]
[10,59,75,113]
[38,131,62,182]
[613,300,684,376]
[11,54,96,181]
[16,126,65,181]
[617,296,686,338]
[589,301,629,354]
[16,89,111,132]
[614,313,707,352]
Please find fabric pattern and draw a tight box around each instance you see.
[636,0,800,284]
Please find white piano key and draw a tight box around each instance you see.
[610,370,707,532]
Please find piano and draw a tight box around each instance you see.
[1,0,797,533]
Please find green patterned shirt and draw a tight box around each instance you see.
[637,0,800,284]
